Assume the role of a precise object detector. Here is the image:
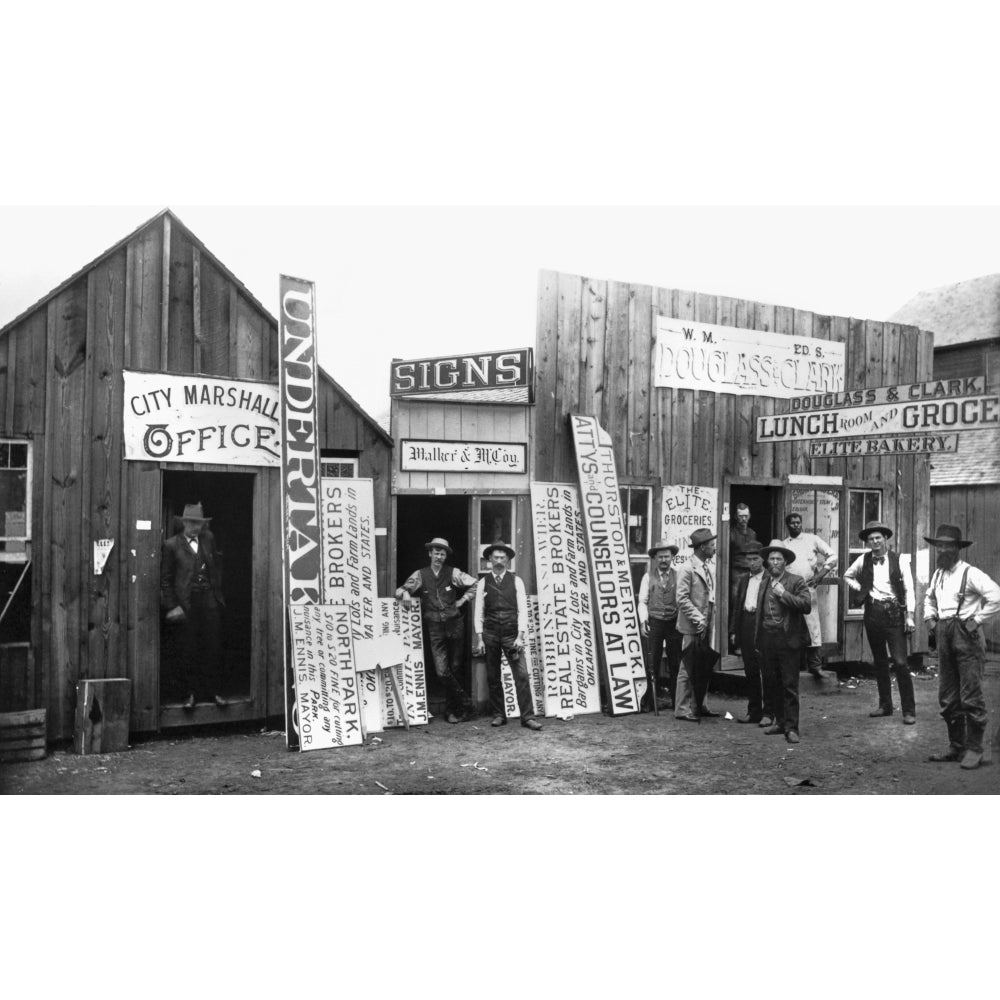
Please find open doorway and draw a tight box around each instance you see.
[160,470,255,707]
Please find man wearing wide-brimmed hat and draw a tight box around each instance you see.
[923,524,1000,770]
[783,511,837,680]
[727,539,774,726]
[638,541,681,711]
[674,527,721,721]
[755,539,812,743]
[160,502,227,710]
[472,541,542,731]
[843,520,917,725]
[396,537,478,724]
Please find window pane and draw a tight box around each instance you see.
[9,444,27,468]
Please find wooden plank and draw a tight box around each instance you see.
[580,277,607,424]
[715,296,738,480]
[670,288,696,484]
[602,281,630,480]
[808,313,833,477]
[0,746,45,762]
[73,678,130,754]
[628,282,652,480]
[199,257,231,376]
[0,332,9,435]
[649,287,673,483]
[861,320,884,481]
[555,272,583,483]
[534,270,559,483]
[881,321,902,539]
[192,245,202,372]
[167,226,194,373]
[3,326,15,434]
[228,286,238,374]
[772,305,796,483]
[0,707,45,728]
[843,317,867,484]
[160,214,171,371]
[791,309,816,476]
[733,298,755,477]
[692,292,718,487]
[234,296,264,380]
[0,647,30,713]
[750,300,775,480]
[127,225,163,371]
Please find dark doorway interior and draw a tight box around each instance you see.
[729,484,779,542]
[160,471,255,703]
[396,495,471,715]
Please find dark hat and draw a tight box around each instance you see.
[648,540,679,558]
[689,527,717,548]
[923,523,972,548]
[743,540,764,556]
[483,541,516,561]
[859,520,892,541]
[760,538,796,564]
[424,537,453,556]
[181,502,211,522]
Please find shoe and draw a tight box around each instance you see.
[676,714,700,722]
[214,694,228,708]
[758,716,774,728]
[522,718,543,731]
[491,716,507,727]
[446,713,461,724]
[655,696,673,710]
[698,707,720,718]
[959,750,983,770]
[927,748,962,762]
[808,666,828,680]
[181,694,196,710]
[902,714,916,726]
[764,724,784,736]
[869,707,892,717]
[737,715,762,724]
[785,730,800,744]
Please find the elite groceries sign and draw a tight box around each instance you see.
[390,348,534,404]
[123,371,279,465]
[654,317,846,399]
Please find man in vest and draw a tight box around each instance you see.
[782,512,837,680]
[923,523,1000,770]
[729,503,758,611]
[160,502,226,710]
[843,520,916,724]
[472,541,542,731]
[756,539,812,743]
[728,540,774,726]
[674,527,720,722]
[638,541,681,711]
[396,537,478,724]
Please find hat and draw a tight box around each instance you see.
[483,541,516,561]
[424,537,453,556]
[689,528,717,548]
[923,523,972,548]
[180,502,211,523]
[743,540,764,556]
[760,538,796,564]
[859,520,892,541]
[648,540,679,558]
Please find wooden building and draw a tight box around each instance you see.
[0,209,393,740]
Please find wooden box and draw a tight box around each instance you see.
[0,708,46,763]
[74,679,131,755]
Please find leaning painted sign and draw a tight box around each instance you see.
[569,415,646,714]
[390,348,534,404]
[654,317,846,399]
[123,371,280,466]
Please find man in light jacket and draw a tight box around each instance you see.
[674,528,720,722]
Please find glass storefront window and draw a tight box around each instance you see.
[847,489,882,613]
[478,498,515,572]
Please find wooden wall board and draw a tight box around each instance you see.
[554,272,583,484]
[126,223,163,371]
[198,255,232,376]
[534,271,559,483]
[167,226,195,373]
[628,282,652,480]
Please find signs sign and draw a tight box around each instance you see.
[569,415,646,715]
[654,317,846,399]
[279,275,323,750]
[400,440,527,474]
[660,485,719,568]
[390,348,534,404]
[530,483,601,717]
[123,371,280,466]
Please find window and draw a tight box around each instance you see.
[846,488,882,614]
[619,485,653,594]
[0,441,30,562]
[477,498,516,572]
[319,452,359,479]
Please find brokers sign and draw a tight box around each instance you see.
[390,348,534,404]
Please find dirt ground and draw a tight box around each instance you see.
[4,657,999,795]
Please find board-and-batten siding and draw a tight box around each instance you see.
[535,269,935,662]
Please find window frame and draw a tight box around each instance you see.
[0,439,32,564]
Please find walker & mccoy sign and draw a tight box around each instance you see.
[400,439,526,473]
[390,348,534,404]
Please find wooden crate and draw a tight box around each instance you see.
[0,708,46,763]
[74,679,131,755]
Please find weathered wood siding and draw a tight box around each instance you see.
[535,269,936,663]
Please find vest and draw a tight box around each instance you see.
[857,550,905,604]
[419,565,463,622]
[647,571,677,620]
[191,543,211,590]
[483,572,518,626]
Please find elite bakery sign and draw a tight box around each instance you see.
[390,348,534,404]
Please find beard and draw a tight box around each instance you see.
[935,550,959,571]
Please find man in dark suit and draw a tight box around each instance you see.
[728,540,773,726]
[160,502,226,709]
[756,539,811,743]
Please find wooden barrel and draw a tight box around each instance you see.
[0,708,46,763]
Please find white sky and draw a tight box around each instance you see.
[2,205,998,424]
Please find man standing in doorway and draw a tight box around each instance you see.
[396,537,477,724]
[674,527,720,722]
[638,541,681,711]
[473,541,543,732]
[757,539,812,744]
[160,503,226,710]
[728,540,774,726]
[843,520,917,725]
[923,524,1000,770]
[729,503,758,612]
[783,512,837,680]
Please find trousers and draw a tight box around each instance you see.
[760,630,800,733]
[738,610,771,719]
[646,615,682,703]
[426,615,472,715]
[174,590,222,699]
[864,602,914,715]
[484,622,536,722]
[937,618,988,752]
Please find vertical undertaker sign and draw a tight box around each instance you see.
[530,483,601,717]
[280,275,323,750]
[569,415,646,714]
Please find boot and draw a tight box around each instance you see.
[929,716,966,762]
[961,721,986,770]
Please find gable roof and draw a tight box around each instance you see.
[888,273,1000,348]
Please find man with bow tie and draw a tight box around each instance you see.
[843,520,916,724]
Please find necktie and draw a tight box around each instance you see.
[873,557,884,565]
[494,574,502,586]
[704,563,714,591]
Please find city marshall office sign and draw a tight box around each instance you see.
[390,348,534,404]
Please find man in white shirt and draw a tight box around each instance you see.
[923,523,1000,770]
[472,542,542,732]
[783,512,837,680]
[843,520,916,724]
[638,541,680,711]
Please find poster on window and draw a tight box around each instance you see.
[660,485,719,569]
